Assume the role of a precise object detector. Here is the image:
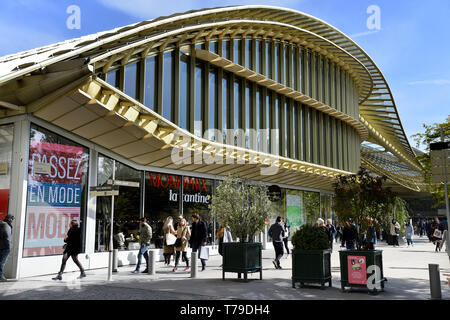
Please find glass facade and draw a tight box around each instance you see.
[102,37,361,172]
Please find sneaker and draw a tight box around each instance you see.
[201,266,205,271]
[184,267,190,271]
[78,272,86,279]
[172,267,177,272]
[131,270,140,274]
[278,265,283,269]
[0,277,7,282]
[52,274,62,280]
[141,269,148,273]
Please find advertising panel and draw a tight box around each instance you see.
[286,190,302,233]
[347,255,367,284]
[23,141,86,257]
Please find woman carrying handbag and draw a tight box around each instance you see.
[52,219,86,280]
[162,216,177,265]
[173,218,191,272]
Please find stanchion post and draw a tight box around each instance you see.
[148,249,156,275]
[429,264,442,300]
[113,248,118,272]
[191,251,198,278]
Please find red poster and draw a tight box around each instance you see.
[0,189,9,221]
[347,255,367,284]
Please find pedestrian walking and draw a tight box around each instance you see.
[390,219,400,247]
[281,218,290,255]
[431,217,443,252]
[268,216,285,269]
[0,215,14,282]
[439,221,448,252]
[52,219,86,280]
[404,221,414,247]
[162,216,177,265]
[326,219,336,250]
[363,218,377,250]
[131,217,152,274]
[341,220,357,250]
[173,218,191,272]
[189,214,208,271]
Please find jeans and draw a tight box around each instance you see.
[282,237,290,254]
[135,244,149,271]
[406,238,413,246]
[346,242,356,250]
[273,241,284,265]
[0,248,10,278]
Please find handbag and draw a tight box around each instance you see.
[166,233,176,246]
[433,229,442,239]
[199,246,209,260]
[174,237,182,248]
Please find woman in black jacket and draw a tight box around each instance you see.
[52,220,86,280]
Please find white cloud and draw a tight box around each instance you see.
[97,0,302,20]
[408,79,450,86]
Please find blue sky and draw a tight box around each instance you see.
[0,0,449,149]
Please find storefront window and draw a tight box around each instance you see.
[145,171,181,248]
[182,175,214,245]
[23,125,89,257]
[304,191,320,225]
[0,124,14,221]
[95,155,142,252]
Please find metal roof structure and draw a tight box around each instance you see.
[0,5,424,192]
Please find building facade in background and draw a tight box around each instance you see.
[0,6,424,278]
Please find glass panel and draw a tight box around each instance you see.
[234,79,241,146]
[267,187,286,242]
[266,91,270,153]
[245,39,251,69]
[266,41,271,78]
[292,104,297,159]
[245,82,251,148]
[0,124,14,221]
[179,50,189,130]
[124,63,138,99]
[273,95,280,155]
[299,46,303,93]
[255,40,261,74]
[24,124,89,257]
[222,72,229,142]
[275,42,280,83]
[233,39,241,65]
[144,56,157,111]
[182,175,215,245]
[285,44,289,85]
[208,68,217,140]
[145,172,181,248]
[222,40,230,60]
[195,62,203,137]
[210,41,218,54]
[304,191,320,225]
[106,69,119,88]
[286,189,303,235]
[256,87,261,151]
[284,100,288,157]
[163,51,173,121]
[95,156,142,252]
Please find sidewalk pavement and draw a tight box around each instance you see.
[1,238,449,300]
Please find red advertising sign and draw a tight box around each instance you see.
[347,255,367,285]
[24,141,86,257]
[0,189,9,221]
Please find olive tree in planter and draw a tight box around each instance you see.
[291,224,332,289]
[332,167,394,294]
[209,175,271,282]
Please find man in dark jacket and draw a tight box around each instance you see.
[268,216,285,269]
[0,215,14,282]
[340,220,358,250]
[189,214,208,271]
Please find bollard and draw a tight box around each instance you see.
[113,249,119,272]
[429,264,442,300]
[148,249,156,275]
[191,251,198,278]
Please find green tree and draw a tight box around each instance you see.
[332,167,397,249]
[209,175,271,243]
[411,115,450,206]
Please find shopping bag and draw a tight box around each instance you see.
[166,233,176,246]
[199,246,209,260]
[433,229,442,239]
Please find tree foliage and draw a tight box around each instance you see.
[411,115,450,206]
[332,167,398,245]
[209,175,271,243]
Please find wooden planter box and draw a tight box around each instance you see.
[292,249,332,289]
[222,242,262,282]
[339,249,387,294]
